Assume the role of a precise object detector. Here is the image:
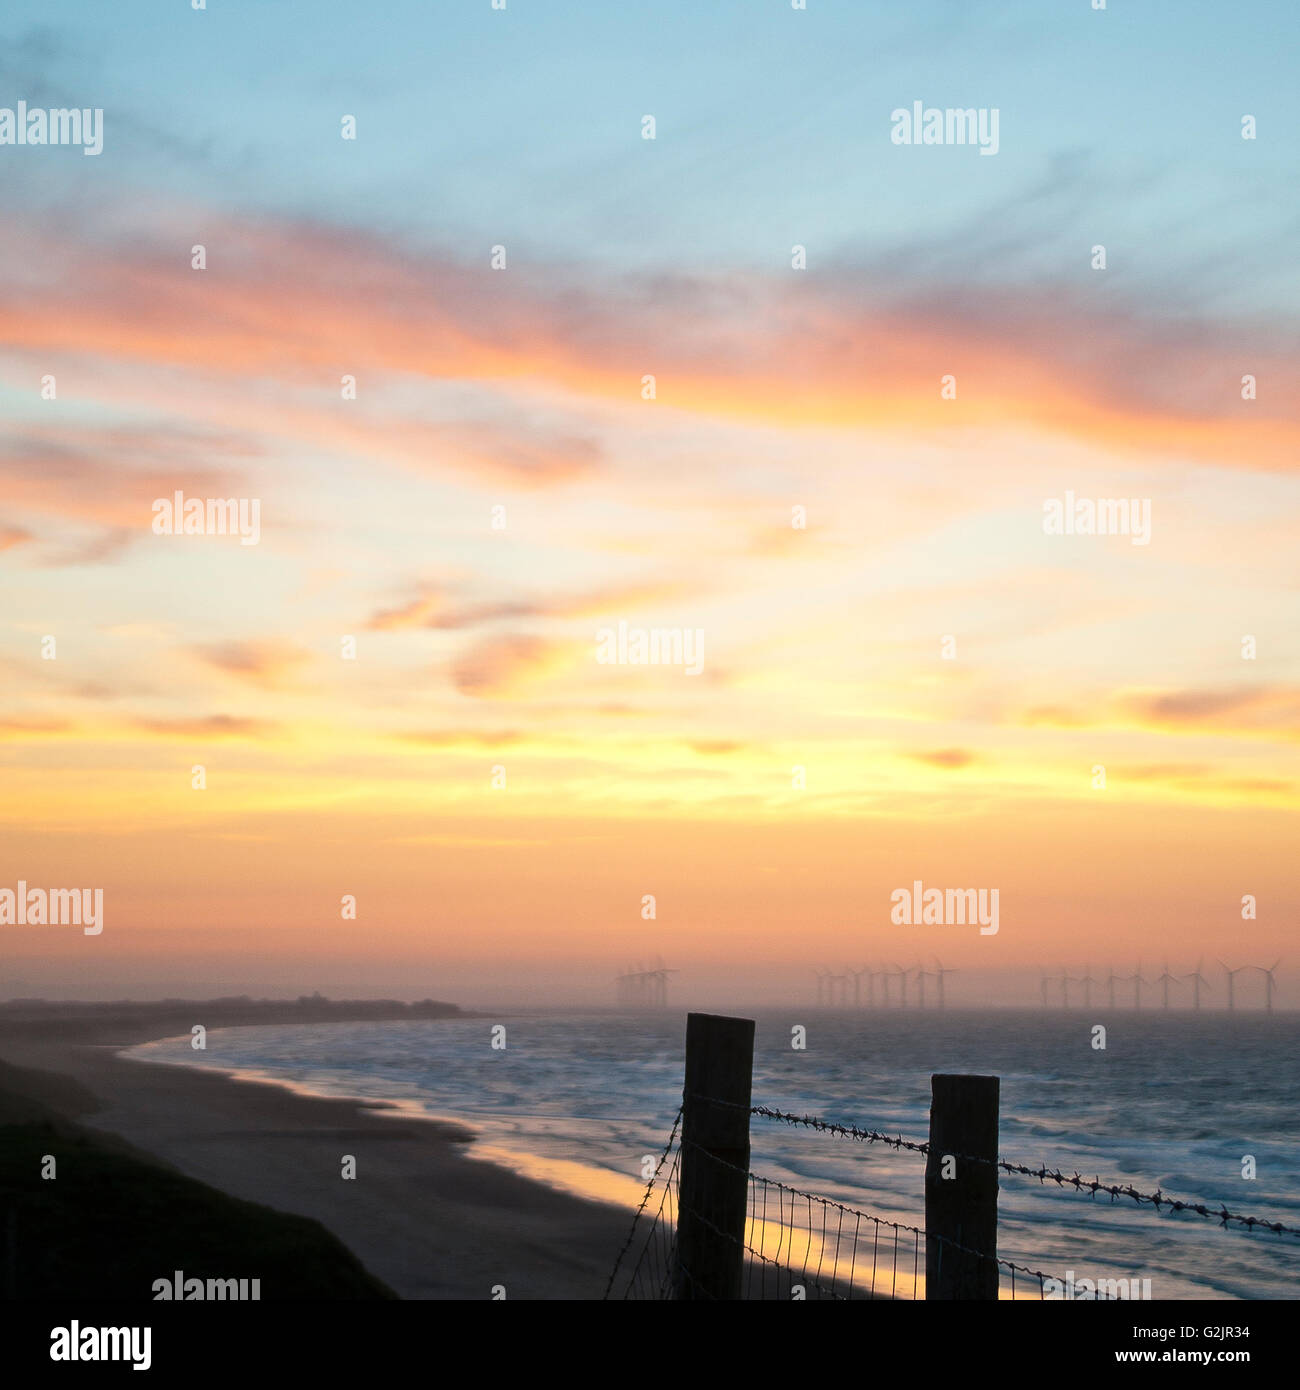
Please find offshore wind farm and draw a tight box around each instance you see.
[801,960,1287,1011]
[1035,961,1284,1011]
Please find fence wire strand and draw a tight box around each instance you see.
[743,1102,1300,1238]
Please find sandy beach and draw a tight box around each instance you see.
[0,1006,630,1300]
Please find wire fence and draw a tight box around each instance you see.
[605,1094,1298,1301]
[607,1106,1086,1300]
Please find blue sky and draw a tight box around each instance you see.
[3,0,1298,308]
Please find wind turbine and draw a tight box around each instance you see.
[933,960,956,1010]
[1156,961,1178,1011]
[1255,960,1281,1013]
[1077,965,1096,1010]
[646,954,676,1007]
[891,962,910,1009]
[617,961,658,1006]
[913,963,928,1010]
[1131,964,1150,1011]
[826,969,843,1008]
[657,959,677,1007]
[1219,960,1247,1012]
[1183,958,1210,1011]
[1061,972,1073,1009]
[1106,968,1117,1009]
[855,966,876,1008]
[878,965,892,1009]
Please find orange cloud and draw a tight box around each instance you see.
[191,641,314,689]
[1122,686,1300,732]
[0,426,255,528]
[451,635,573,698]
[1020,686,1300,741]
[367,596,447,632]
[134,715,281,740]
[396,729,524,749]
[0,718,74,738]
[908,748,977,769]
[2,210,1296,473]
[366,579,704,633]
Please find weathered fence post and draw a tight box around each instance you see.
[925,1073,1000,1299]
[673,1011,754,1300]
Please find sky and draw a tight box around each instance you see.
[1,1,1297,1008]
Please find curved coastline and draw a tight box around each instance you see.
[117,1025,652,1211]
[0,1004,632,1299]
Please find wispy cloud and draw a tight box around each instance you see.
[907,748,977,769]
[396,729,524,749]
[4,208,1296,474]
[190,641,314,690]
[0,524,33,551]
[1020,686,1300,741]
[0,425,256,528]
[134,715,281,740]
[451,635,572,698]
[366,579,703,633]
[0,716,74,738]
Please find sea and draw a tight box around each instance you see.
[123,1009,1300,1300]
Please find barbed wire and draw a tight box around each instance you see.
[679,1134,1082,1296]
[740,1101,1300,1239]
[602,1107,682,1301]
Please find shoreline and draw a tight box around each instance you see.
[0,1009,631,1299]
[116,1026,655,1214]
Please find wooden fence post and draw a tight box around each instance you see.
[925,1073,1000,1299]
[672,1011,754,1300]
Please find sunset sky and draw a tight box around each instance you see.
[2,2,1297,1006]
